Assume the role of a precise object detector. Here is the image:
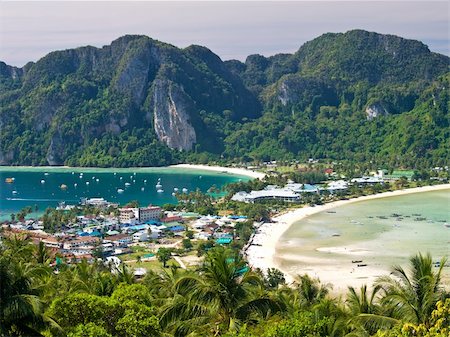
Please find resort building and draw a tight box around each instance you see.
[231,187,301,203]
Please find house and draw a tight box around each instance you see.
[103,234,132,247]
[40,237,62,249]
[63,236,100,250]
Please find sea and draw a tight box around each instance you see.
[275,189,450,287]
[0,166,248,220]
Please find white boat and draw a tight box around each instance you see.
[74,183,77,187]
[41,179,45,184]
[71,172,74,174]
[156,183,162,189]
[125,182,131,186]
[86,181,89,185]
[157,189,164,193]
[12,190,18,194]
[182,188,188,193]
[44,172,49,176]
[173,187,179,192]
[114,172,117,175]
[144,180,147,183]
[96,179,99,182]
[117,189,124,193]
[141,187,145,191]
[120,177,123,180]
[171,192,176,196]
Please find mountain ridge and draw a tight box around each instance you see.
[0,30,448,167]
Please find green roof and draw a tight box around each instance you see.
[215,238,232,245]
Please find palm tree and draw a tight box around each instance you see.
[35,241,52,265]
[295,274,331,308]
[162,248,281,335]
[0,257,54,336]
[346,284,382,316]
[350,253,447,334]
[376,253,447,326]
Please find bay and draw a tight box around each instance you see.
[0,166,248,219]
[275,189,450,290]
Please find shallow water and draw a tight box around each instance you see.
[276,189,450,285]
[0,167,248,219]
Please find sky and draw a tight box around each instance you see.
[0,1,448,67]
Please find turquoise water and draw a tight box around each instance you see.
[276,189,450,286]
[0,167,248,219]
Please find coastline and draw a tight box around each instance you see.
[246,184,450,290]
[0,164,265,180]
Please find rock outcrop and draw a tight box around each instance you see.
[152,79,196,151]
[365,102,389,120]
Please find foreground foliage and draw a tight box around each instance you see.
[0,235,448,337]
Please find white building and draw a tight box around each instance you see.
[231,188,300,203]
[119,206,162,223]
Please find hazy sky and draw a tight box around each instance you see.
[0,1,448,67]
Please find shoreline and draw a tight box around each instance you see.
[246,183,450,290]
[0,164,265,180]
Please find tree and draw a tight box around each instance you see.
[166,248,282,334]
[376,253,447,325]
[157,248,172,268]
[265,268,286,289]
[182,239,193,251]
[0,256,53,336]
[295,274,330,308]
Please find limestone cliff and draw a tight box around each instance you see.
[152,79,196,151]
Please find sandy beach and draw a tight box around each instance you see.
[246,184,450,292]
[170,164,266,180]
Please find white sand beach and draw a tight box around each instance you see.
[170,164,266,180]
[246,184,450,292]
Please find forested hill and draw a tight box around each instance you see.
[1,30,449,168]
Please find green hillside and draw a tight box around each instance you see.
[0,30,448,168]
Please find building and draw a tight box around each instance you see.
[119,208,138,224]
[119,206,162,224]
[40,237,62,249]
[139,206,162,222]
[104,234,132,247]
[231,188,301,203]
[63,236,100,250]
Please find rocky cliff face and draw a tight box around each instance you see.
[365,102,389,120]
[152,79,197,151]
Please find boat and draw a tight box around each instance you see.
[173,187,179,192]
[125,182,131,186]
[331,233,340,237]
[44,172,49,176]
[144,179,147,183]
[352,260,363,263]
[326,211,336,214]
[141,187,145,191]
[74,183,77,187]
[5,177,14,183]
[157,189,164,193]
[171,192,176,196]
[182,188,188,193]
[40,179,45,184]
[156,183,162,189]
[96,179,99,182]
[86,181,89,185]
[357,264,367,267]
[60,184,68,190]
[71,172,74,174]
[12,190,18,194]
[117,189,124,193]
